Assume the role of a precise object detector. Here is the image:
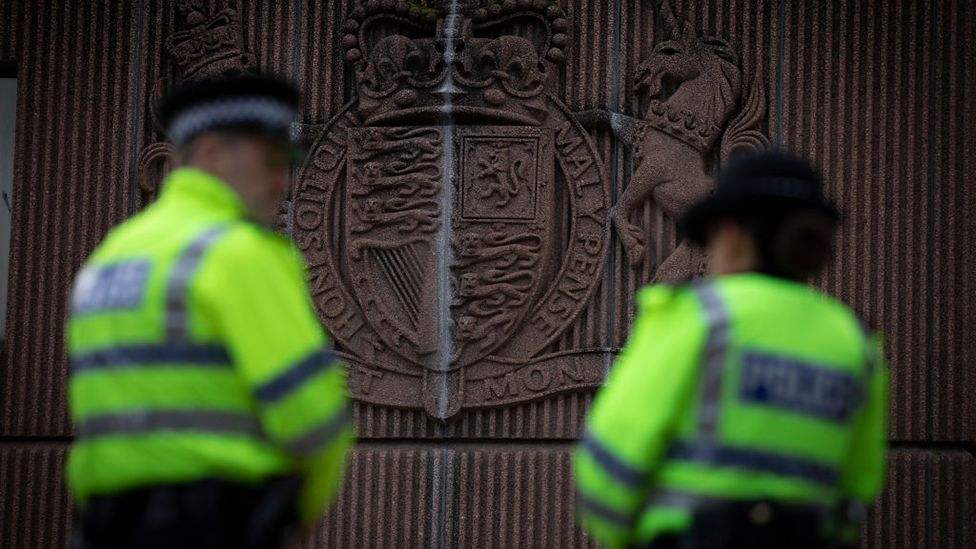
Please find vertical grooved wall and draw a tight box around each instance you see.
[0,1,134,437]
[0,1,973,547]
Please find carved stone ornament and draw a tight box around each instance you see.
[293,0,611,419]
[165,3,256,79]
[580,0,770,282]
[137,0,258,203]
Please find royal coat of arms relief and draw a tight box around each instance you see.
[293,1,611,419]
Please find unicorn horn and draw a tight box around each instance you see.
[658,0,681,39]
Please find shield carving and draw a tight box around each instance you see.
[293,2,610,419]
[345,126,554,368]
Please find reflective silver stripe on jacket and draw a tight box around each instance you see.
[165,226,229,341]
[576,490,632,526]
[646,489,728,510]
[580,429,645,488]
[286,406,351,457]
[77,410,265,440]
[254,347,336,405]
[71,343,231,374]
[690,282,731,438]
[665,440,839,487]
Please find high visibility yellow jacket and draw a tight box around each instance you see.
[573,274,888,547]
[66,167,352,524]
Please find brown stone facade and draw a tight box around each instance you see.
[0,1,974,548]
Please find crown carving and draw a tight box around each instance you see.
[166,6,256,79]
[640,99,721,153]
[341,0,569,126]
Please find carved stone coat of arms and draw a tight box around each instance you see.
[292,1,611,419]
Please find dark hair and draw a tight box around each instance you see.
[698,150,839,280]
[731,208,836,281]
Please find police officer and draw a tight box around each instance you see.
[573,151,888,549]
[66,74,352,549]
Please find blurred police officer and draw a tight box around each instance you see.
[573,151,888,549]
[67,74,352,549]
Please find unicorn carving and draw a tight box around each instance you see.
[579,0,769,282]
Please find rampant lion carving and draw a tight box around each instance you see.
[473,145,531,207]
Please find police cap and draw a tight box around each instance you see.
[159,73,300,151]
[681,150,839,245]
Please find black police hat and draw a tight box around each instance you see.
[159,73,300,152]
[681,150,839,244]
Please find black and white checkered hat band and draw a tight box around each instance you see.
[167,96,295,145]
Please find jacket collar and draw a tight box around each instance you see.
[157,167,249,220]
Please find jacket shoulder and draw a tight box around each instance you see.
[814,290,873,340]
[199,222,301,276]
[636,282,696,308]
[213,222,292,254]
[635,283,701,320]
[637,284,671,307]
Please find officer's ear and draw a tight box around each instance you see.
[178,135,204,165]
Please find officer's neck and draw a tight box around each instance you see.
[706,222,759,276]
